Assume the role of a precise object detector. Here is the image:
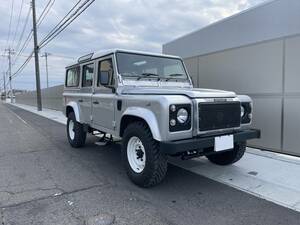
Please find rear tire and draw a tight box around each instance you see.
[67,112,86,148]
[122,122,168,188]
[206,142,246,165]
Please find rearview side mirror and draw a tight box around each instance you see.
[100,71,110,86]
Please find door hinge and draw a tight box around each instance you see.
[112,121,116,128]
[90,115,93,121]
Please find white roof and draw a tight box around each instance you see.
[163,0,300,58]
[66,49,181,67]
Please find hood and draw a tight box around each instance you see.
[121,87,236,98]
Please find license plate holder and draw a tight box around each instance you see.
[214,135,234,152]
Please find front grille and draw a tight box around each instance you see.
[198,102,241,132]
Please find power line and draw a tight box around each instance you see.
[12,51,34,79]
[13,0,55,66]
[5,0,15,49]
[11,0,25,49]
[39,0,82,45]
[39,0,95,48]
[37,0,56,27]
[15,5,31,53]
[11,0,95,85]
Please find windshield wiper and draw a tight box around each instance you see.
[137,73,160,80]
[165,73,185,81]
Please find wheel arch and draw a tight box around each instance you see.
[66,101,81,122]
[120,108,162,141]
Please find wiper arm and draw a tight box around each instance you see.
[137,73,160,80]
[165,73,185,81]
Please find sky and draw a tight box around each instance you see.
[0,0,266,90]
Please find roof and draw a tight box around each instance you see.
[66,49,181,67]
[163,0,300,58]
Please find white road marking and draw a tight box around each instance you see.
[6,106,28,125]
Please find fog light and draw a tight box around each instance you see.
[170,119,176,126]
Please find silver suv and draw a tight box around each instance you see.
[63,49,260,187]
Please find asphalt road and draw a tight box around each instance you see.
[1,102,300,225]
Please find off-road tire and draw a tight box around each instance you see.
[206,141,246,165]
[122,122,168,188]
[67,112,86,148]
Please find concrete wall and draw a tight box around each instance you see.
[16,85,64,111]
[180,35,300,156]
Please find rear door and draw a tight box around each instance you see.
[79,62,95,123]
[92,55,116,132]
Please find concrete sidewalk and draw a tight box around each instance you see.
[7,102,300,212]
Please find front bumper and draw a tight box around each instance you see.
[160,129,260,155]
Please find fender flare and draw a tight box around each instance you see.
[66,101,81,122]
[237,95,252,103]
[121,107,162,141]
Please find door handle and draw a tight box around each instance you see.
[78,99,83,103]
[93,101,99,104]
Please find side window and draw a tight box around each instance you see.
[82,63,94,87]
[66,67,79,87]
[98,59,114,86]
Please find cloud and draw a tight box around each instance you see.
[0,0,266,90]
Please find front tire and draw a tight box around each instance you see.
[206,142,246,165]
[67,112,86,148]
[122,122,168,188]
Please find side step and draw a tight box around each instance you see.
[94,132,113,146]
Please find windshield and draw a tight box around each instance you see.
[116,52,189,81]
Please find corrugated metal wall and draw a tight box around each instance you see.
[182,35,300,156]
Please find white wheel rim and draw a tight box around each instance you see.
[127,136,146,173]
[68,120,75,140]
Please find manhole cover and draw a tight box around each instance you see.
[86,213,115,225]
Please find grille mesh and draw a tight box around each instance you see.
[198,102,241,132]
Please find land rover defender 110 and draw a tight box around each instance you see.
[63,49,260,187]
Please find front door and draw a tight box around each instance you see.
[92,57,116,132]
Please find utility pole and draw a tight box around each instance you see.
[41,52,50,88]
[31,0,42,111]
[3,73,6,98]
[5,48,14,103]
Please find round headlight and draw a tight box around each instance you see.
[177,108,188,124]
[241,105,245,117]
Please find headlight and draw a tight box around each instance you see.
[177,108,188,124]
[241,105,245,117]
[169,104,191,132]
[241,102,252,124]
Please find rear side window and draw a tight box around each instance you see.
[82,63,94,87]
[66,67,79,87]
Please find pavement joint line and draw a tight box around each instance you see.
[0,183,111,209]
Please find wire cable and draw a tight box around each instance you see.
[11,0,25,49]
[5,0,15,48]
[14,6,31,53]
[11,0,95,81]
[12,51,34,79]
[13,0,55,66]
[40,0,95,48]
[39,0,83,45]
[37,0,56,27]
